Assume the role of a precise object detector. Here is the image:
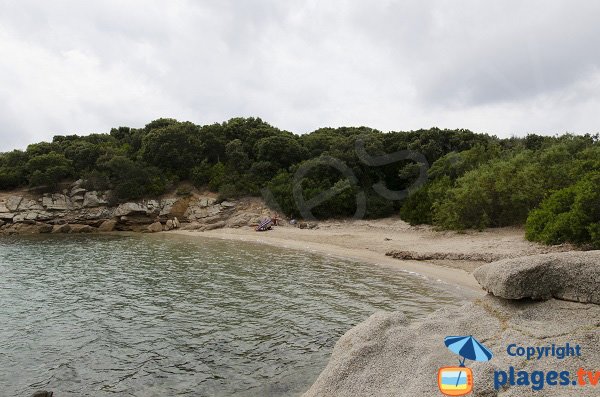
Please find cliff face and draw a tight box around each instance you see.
[0,181,275,234]
[304,251,600,397]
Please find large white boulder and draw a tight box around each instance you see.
[304,296,600,397]
[147,221,163,233]
[6,196,23,211]
[114,202,148,217]
[474,251,600,304]
[42,194,72,210]
[82,191,107,208]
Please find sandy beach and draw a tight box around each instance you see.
[170,218,569,295]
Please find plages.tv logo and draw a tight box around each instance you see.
[438,335,493,396]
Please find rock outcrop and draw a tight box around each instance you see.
[0,188,114,228]
[304,296,600,397]
[6,195,23,212]
[304,252,600,397]
[97,219,117,232]
[82,191,107,208]
[386,250,504,263]
[69,224,96,233]
[474,251,600,304]
[51,224,71,234]
[226,212,256,228]
[0,187,277,234]
[203,221,226,231]
[4,222,53,234]
[0,209,15,221]
[146,222,163,233]
[114,202,151,217]
[42,194,72,210]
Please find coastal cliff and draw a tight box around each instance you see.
[304,251,600,397]
[0,181,275,234]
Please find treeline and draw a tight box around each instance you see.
[399,133,600,248]
[0,117,598,247]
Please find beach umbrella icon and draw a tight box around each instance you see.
[440,335,493,392]
[444,335,493,366]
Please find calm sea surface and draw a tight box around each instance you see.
[0,234,459,396]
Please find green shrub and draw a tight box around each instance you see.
[81,170,110,191]
[431,153,545,229]
[0,150,28,189]
[100,155,169,200]
[526,172,600,247]
[400,177,452,225]
[26,152,73,190]
[399,186,433,224]
[265,171,296,217]
[190,160,212,188]
[399,144,500,226]
[365,192,395,218]
[0,167,25,189]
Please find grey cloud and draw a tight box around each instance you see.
[349,1,600,106]
[0,0,599,152]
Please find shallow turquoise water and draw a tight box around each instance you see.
[0,233,459,396]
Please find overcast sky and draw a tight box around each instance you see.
[1,0,599,151]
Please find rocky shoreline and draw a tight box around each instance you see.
[0,181,275,235]
[303,251,600,397]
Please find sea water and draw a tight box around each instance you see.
[0,233,459,396]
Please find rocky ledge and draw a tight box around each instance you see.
[304,251,600,397]
[474,251,599,304]
[0,181,275,234]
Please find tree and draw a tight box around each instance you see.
[190,160,213,188]
[256,135,307,169]
[0,167,24,189]
[26,152,73,190]
[64,140,103,173]
[266,171,296,217]
[140,121,203,178]
[225,139,250,172]
[99,155,169,200]
[198,123,226,163]
[248,161,279,186]
[222,117,276,145]
[26,141,59,157]
[0,150,29,189]
[208,162,226,191]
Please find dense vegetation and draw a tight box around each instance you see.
[1,117,598,247]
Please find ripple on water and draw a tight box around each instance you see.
[0,234,460,396]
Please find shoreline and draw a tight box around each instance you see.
[169,227,486,297]
[166,219,573,298]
